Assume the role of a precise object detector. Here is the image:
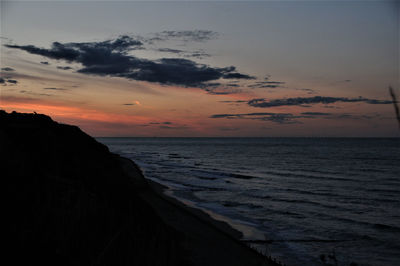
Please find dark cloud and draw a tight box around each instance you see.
[40,61,49,65]
[1,67,15,71]
[5,36,251,88]
[258,84,281,88]
[209,114,238,119]
[219,100,247,103]
[119,58,230,86]
[5,43,81,61]
[43,87,67,91]
[149,30,219,43]
[0,76,19,85]
[6,79,18,84]
[57,66,72,70]
[248,96,392,108]
[123,103,135,106]
[5,35,142,61]
[223,72,255,80]
[158,48,184,54]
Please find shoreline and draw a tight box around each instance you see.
[118,154,252,241]
[117,156,299,266]
[147,176,267,242]
[145,177,245,240]
[121,158,282,265]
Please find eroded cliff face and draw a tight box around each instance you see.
[2,110,187,266]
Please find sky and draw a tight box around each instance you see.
[1,0,399,137]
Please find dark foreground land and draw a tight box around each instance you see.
[2,110,280,266]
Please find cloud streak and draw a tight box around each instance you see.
[43,87,67,91]
[147,30,219,43]
[210,112,298,124]
[248,96,392,108]
[210,111,383,124]
[57,66,72,70]
[248,80,285,89]
[157,48,211,59]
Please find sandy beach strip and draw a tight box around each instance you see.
[119,156,282,266]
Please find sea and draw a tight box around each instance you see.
[98,137,400,266]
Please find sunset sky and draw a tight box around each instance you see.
[1,0,399,137]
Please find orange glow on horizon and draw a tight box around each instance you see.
[1,101,153,125]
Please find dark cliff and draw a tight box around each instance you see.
[2,110,186,266]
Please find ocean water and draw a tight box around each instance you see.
[98,138,400,266]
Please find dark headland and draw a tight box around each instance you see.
[2,110,281,266]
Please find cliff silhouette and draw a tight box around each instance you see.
[2,110,185,265]
[2,110,278,266]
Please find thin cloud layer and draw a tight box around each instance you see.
[147,30,219,43]
[157,48,211,59]
[5,35,253,88]
[248,96,392,108]
[210,111,382,124]
[43,87,67,91]
[248,80,285,89]
[210,112,298,124]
